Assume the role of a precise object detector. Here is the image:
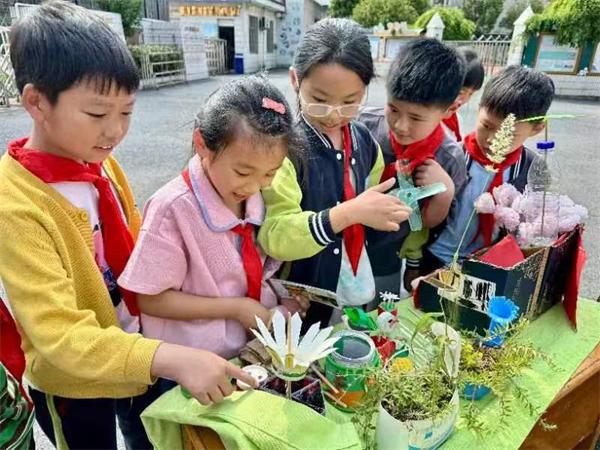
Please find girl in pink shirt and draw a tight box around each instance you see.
[119,77,307,393]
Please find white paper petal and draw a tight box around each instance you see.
[290,313,302,351]
[250,328,268,347]
[298,337,339,361]
[255,316,278,349]
[272,310,286,347]
[311,347,338,361]
[297,322,321,354]
[306,326,334,355]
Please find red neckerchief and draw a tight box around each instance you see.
[182,168,263,301]
[8,138,139,316]
[381,124,445,182]
[463,132,523,247]
[341,125,365,276]
[0,300,27,395]
[443,113,462,141]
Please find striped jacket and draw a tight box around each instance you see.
[258,115,384,327]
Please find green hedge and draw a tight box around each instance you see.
[128,44,184,76]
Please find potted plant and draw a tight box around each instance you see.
[459,318,558,434]
[353,316,461,450]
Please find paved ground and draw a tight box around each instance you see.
[1,69,598,448]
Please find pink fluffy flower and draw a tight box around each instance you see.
[493,184,520,207]
[510,193,525,214]
[474,192,496,214]
[559,214,580,233]
[518,222,535,246]
[494,205,521,232]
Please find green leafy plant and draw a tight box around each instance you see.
[459,319,559,434]
[352,318,458,449]
[525,0,600,47]
[128,45,184,76]
[414,7,476,40]
[99,0,143,37]
[329,0,361,18]
[500,0,545,29]
[463,0,503,35]
[352,0,418,28]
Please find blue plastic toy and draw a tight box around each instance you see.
[462,383,491,400]
[388,170,447,231]
[485,296,519,348]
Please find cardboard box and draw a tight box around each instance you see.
[415,226,583,333]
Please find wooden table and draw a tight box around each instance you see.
[182,344,600,450]
[521,343,600,450]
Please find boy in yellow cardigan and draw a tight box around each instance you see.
[0,2,255,449]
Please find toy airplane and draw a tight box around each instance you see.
[388,171,447,231]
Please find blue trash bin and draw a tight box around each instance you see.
[234,54,244,74]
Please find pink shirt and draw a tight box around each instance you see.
[119,156,280,359]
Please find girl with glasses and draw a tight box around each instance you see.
[258,18,411,331]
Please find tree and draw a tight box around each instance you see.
[352,0,418,28]
[500,0,544,29]
[526,0,600,47]
[414,7,476,40]
[463,0,503,35]
[410,0,431,15]
[329,0,361,18]
[98,0,143,37]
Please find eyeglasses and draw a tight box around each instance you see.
[299,92,364,118]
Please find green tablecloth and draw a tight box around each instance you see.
[442,298,600,449]
[142,299,600,450]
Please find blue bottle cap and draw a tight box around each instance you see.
[536,141,555,151]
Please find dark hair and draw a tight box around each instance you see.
[293,18,374,86]
[480,65,555,120]
[10,0,139,104]
[386,38,466,109]
[195,75,303,160]
[458,47,485,90]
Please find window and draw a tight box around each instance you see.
[249,15,259,54]
[267,20,274,54]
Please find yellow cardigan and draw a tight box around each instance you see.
[0,152,161,398]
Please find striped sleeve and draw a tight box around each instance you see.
[367,143,385,189]
[258,158,335,261]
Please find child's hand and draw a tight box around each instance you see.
[236,297,272,330]
[413,159,454,196]
[151,343,257,405]
[280,295,310,318]
[350,178,412,231]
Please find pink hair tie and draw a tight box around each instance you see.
[262,97,286,115]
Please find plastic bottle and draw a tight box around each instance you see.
[524,141,561,247]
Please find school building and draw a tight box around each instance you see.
[167,0,328,73]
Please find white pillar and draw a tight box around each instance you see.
[426,12,445,41]
[507,6,535,66]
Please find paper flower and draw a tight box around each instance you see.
[494,205,520,232]
[511,193,525,214]
[380,291,400,303]
[560,195,575,208]
[474,192,496,214]
[493,184,520,207]
[251,310,339,381]
[517,222,535,246]
[558,214,581,233]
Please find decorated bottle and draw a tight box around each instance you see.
[524,141,561,247]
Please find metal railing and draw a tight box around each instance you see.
[131,44,185,89]
[445,37,512,76]
[203,38,226,76]
[0,25,19,106]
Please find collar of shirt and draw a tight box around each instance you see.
[187,155,265,233]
